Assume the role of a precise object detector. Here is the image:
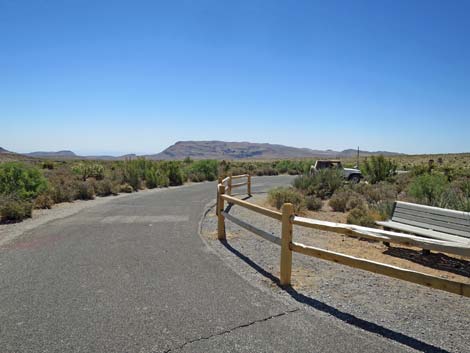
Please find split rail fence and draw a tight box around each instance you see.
[216,175,470,298]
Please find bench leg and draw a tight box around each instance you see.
[383,241,390,247]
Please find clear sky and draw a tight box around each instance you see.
[1,0,469,156]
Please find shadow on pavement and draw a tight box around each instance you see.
[220,240,451,353]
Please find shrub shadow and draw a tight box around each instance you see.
[384,246,470,278]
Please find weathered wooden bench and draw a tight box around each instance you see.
[376,202,470,251]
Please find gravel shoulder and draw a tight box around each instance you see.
[201,193,470,353]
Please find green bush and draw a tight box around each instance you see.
[123,160,142,191]
[362,155,397,184]
[268,187,305,213]
[347,206,376,228]
[72,162,105,181]
[408,173,448,206]
[292,175,316,193]
[0,162,48,199]
[305,196,322,211]
[293,169,343,198]
[0,194,33,223]
[187,160,218,182]
[165,162,184,186]
[145,168,159,189]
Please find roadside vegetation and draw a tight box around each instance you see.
[1,154,469,224]
[267,154,470,228]
[0,158,313,223]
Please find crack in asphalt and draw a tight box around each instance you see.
[161,308,300,352]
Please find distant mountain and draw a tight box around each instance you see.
[0,147,33,162]
[25,150,77,158]
[147,141,402,160]
[6,141,402,161]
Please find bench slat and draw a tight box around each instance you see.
[393,210,470,233]
[391,216,470,238]
[393,206,470,227]
[376,221,470,244]
[396,201,470,220]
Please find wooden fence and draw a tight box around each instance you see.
[216,176,470,298]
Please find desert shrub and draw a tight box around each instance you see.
[0,194,33,223]
[292,175,316,193]
[187,160,218,182]
[46,167,79,203]
[145,168,159,189]
[95,179,118,196]
[72,162,105,181]
[165,162,184,186]
[155,169,170,187]
[305,196,322,211]
[275,160,304,175]
[312,168,344,199]
[346,193,367,210]
[120,183,133,193]
[275,160,291,174]
[371,200,395,221]
[123,160,142,191]
[42,161,54,170]
[328,189,366,212]
[293,169,343,198]
[268,187,305,213]
[353,182,397,204]
[439,180,470,211]
[347,206,376,228]
[408,173,448,206]
[76,181,95,200]
[34,192,54,209]
[328,190,350,212]
[0,162,48,199]
[394,172,413,194]
[362,155,397,184]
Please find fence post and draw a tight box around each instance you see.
[247,175,252,196]
[217,184,226,240]
[280,203,294,286]
[228,175,232,196]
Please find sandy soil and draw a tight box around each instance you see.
[256,197,470,283]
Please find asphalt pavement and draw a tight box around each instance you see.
[0,176,416,352]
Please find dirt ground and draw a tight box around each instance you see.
[257,198,470,284]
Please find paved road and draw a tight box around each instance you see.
[0,176,414,353]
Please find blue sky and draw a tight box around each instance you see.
[1,0,469,155]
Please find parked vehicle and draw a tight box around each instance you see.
[309,160,363,183]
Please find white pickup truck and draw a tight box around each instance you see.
[309,160,363,183]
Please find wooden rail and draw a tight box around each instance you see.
[293,216,470,257]
[218,174,251,196]
[216,177,470,298]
